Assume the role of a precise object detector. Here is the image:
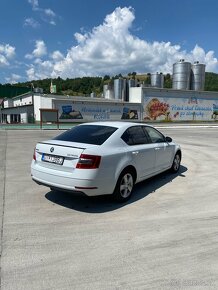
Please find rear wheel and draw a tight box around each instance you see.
[113,170,135,202]
[171,153,181,173]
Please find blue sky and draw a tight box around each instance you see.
[1,0,218,84]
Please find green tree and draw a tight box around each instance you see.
[164,73,172,88]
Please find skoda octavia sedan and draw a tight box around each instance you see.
[31,122,181,201]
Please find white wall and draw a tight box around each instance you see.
[14,95,33,107]
[3,95,32,108]
[33,95,53,121]
[129,87,142,103]
[3,99,13,108]
[20,113,28,123]
[33,95,41,122]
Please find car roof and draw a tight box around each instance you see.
[79,121,150,129]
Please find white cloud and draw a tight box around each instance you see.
[27,0,57,26]
[0,44,15,67]
[25,40,47,59]
[51,51,64,61]
[49,20,56,26]
[45,8,56,17]
[33,40,47,57]
[26,67,36,80]
[28,0,39,10]
[5,73,21,84]
[0,55,8,67]
[26,60,55,80]
[24,17,40,28]
[74,32,88,44]
[25,7,218,81]
[0,44,16,59]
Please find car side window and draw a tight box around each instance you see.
[121,126,150,145]
[144,127,166,143]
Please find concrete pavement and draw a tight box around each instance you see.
[0,127,218,289]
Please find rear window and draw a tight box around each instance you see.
[54,125,117,145]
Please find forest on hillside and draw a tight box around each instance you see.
[1,72,218,97]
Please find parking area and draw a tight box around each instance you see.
[0,126,218,289]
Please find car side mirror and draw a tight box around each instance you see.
[165,136,172,143]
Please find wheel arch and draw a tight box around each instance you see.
[176,149,182,160]
[112,165,137,201]
[117,165,137,184]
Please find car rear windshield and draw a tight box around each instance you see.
[54,125,117,145]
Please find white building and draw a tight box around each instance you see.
[1,93,34,123]
[1,92,141,124]
[1,87,218,124]
[129,87,218,121]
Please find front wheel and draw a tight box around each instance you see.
[171,153,181,173]
[113,170,135,202]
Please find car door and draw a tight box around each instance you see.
[121,126,156,180]
[144,126,174,172]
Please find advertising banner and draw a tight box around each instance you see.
[54,101,141,122]
[143,95,218,121]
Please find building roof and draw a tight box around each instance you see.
[39,94,130,104]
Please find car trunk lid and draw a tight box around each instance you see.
[35,140,98,172]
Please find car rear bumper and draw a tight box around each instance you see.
[31,165,114,197]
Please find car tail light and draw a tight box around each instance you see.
[33,148,36,161]
[76,154,101,169]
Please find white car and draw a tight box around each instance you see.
[31,122,181,201]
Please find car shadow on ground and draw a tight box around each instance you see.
[45,165,187,213]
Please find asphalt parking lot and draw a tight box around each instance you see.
[0,126,218,290]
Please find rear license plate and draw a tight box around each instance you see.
[42,154,64,165]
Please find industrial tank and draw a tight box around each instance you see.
[128,79,136,88]
[103,84,108,98]
[90,92,96,98]
[34,87,43,94]
[126,79,136,101]
[190,62,205,91]
[103,83,114,99]
[151,73,164,88]
[104,89,114,99]
[114,78,127,101]
[173,59,191,90]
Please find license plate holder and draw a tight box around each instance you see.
[42,154,64,165]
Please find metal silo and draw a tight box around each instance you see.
[103,84,108,98]
[126,79,136,102]
[114,78,126,101]
[191,61,205,91]
[151,73,164,88]
[173,59,191,90]
[105,89,114,99]
[90,92,96,98]
[128,79,136,88]
[104,83,114,99]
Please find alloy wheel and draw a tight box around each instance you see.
[120,173,134,198]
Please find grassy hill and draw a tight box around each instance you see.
[1,72,218,98]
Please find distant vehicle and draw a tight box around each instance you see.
[31,122,182,202]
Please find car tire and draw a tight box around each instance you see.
[113,169,135,202]
[171,152,181,173]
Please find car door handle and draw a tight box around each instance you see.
[132,151,139,155]
[155,147,161,150]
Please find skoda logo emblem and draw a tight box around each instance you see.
[50,147,54,153]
